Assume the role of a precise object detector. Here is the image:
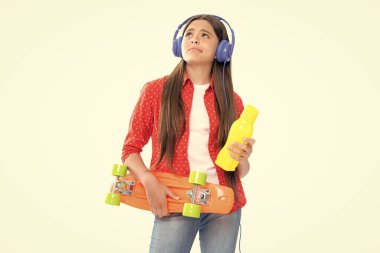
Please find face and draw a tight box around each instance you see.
[181,19,219,66]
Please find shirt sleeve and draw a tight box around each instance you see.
[121,82,154,163]
[234,92,245,117]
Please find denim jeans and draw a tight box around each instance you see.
[148,209,241,253]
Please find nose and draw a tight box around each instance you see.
[191,37,199,44]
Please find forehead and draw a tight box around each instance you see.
[185,19,215,34]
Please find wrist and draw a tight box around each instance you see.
[140,170,154,186]
[237,160,250,178]
[238,159,249,167]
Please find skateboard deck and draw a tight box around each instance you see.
[113,172,235,214]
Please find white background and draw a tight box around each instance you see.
[1,0,379,252]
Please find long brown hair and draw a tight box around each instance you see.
[154,15,239,195]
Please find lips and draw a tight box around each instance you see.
[187,47,202,52]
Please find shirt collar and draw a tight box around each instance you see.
[183,71,214,89]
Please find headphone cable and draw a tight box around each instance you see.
[222,61,228,110]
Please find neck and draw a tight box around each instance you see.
[185,63,212,84]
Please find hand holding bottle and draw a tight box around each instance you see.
[227,137,255,162]
[215,105,259,171]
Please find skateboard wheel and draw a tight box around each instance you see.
[182,203,201,218]
[188,171,207,185]
[112,164,127,177]
[105,193,121,206]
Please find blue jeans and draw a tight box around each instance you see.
[149,209,242,253]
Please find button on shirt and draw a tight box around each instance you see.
[121,73,247,212]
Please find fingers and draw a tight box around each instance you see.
[166,189,180,200]
[227,138,256,160]
[228,151,241,161]
[152,207,170,217]
[227,143,248,157]
[240,138,255,148]
[229,139,255,151]
[151,186,180,218]
[146,190,169,217]
[151,202,170,217]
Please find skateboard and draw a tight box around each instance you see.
[105,164,235,218]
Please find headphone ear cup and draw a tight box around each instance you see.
[216,39,232,63]
[172,36,183,57]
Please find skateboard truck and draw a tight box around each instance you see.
[114,179,135,195]
[105,164,128,206]
[182,171,208,218]
[186,188,211,205]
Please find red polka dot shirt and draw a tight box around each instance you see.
[121,73,247,213]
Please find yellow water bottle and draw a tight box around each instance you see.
[215,105,259,171]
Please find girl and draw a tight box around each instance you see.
[121,14,255,253]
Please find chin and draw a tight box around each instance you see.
[183,57,213,66]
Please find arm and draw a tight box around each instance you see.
[124,152,180,218]
[121,82,179,217]
[123,153,151,185]
[121,82,154,163]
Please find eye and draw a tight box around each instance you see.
[202,33,210,38]
[185,31,192,37]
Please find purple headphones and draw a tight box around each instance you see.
[172,15,235,63]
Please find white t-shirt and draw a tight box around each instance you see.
[187,83,219,184]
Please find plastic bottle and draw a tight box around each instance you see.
[215,105,259,171]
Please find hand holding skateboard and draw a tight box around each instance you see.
[138,170,179,217]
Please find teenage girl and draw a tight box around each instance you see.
[121,14,256,253]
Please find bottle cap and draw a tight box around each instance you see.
[241,105,259,122]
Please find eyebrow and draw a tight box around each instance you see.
[185,28,212,35]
